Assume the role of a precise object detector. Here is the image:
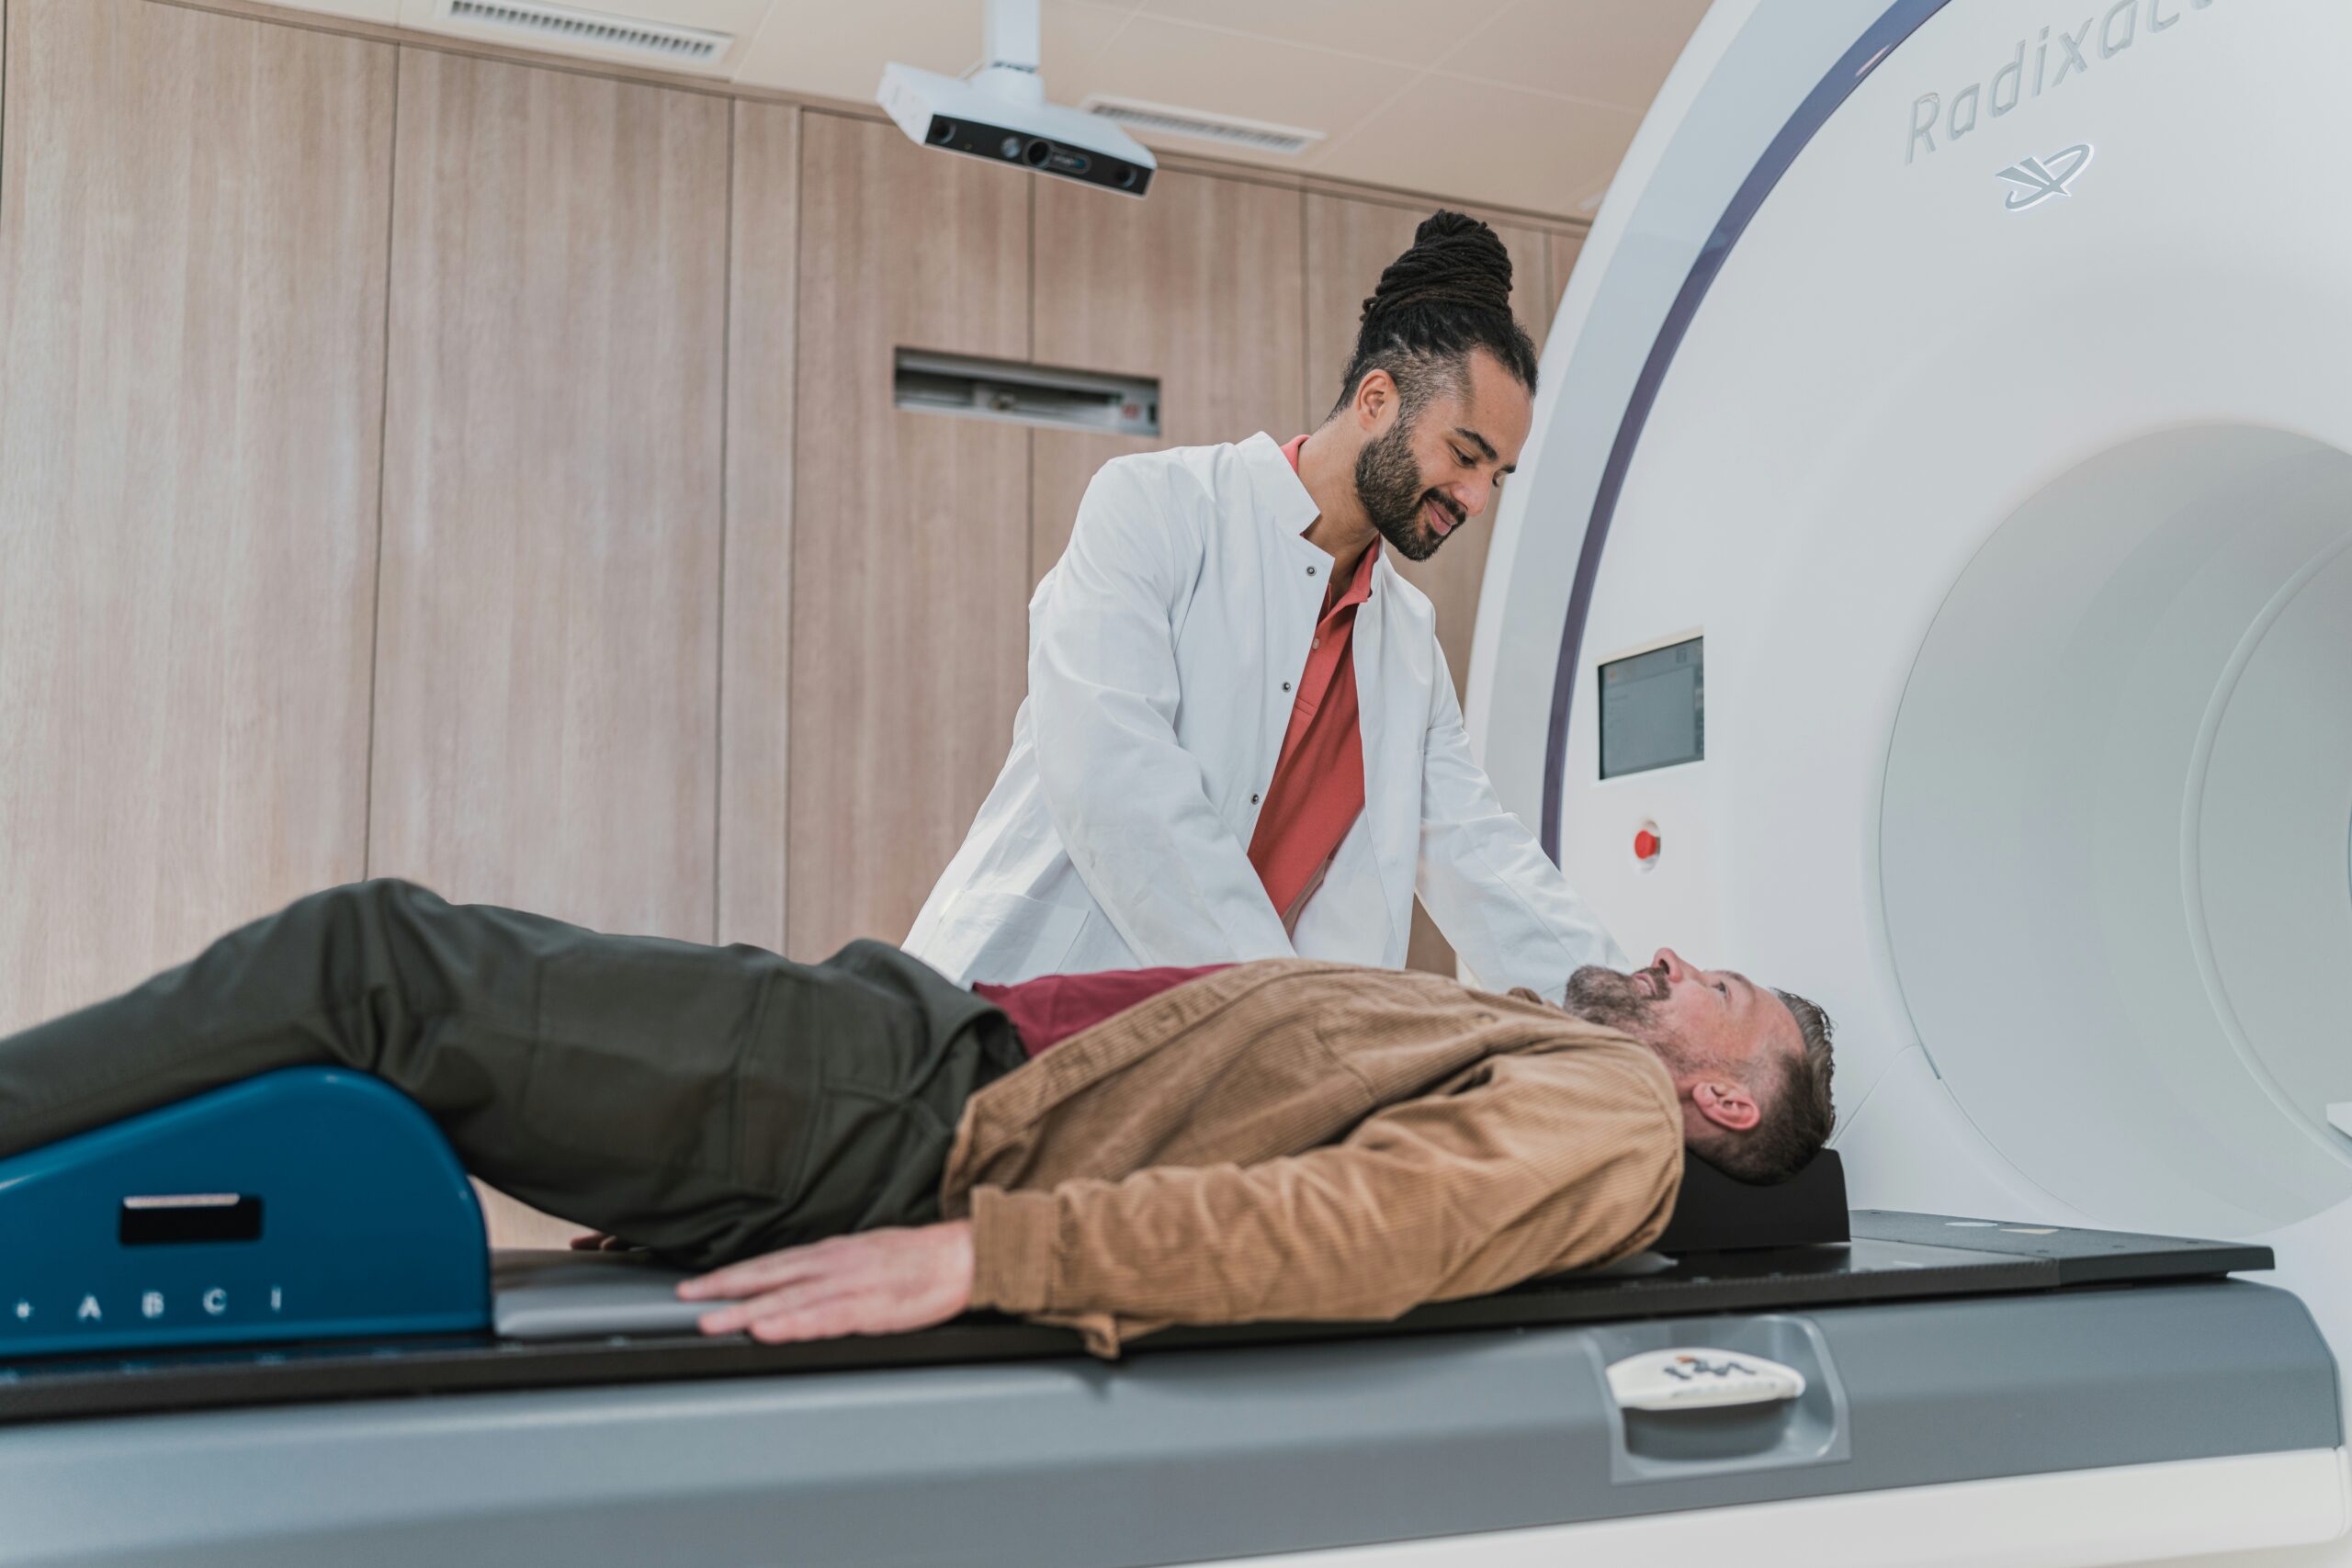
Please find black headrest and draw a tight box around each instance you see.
[1652,1147,1849,1253]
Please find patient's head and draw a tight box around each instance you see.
[1565,950,1835,1184]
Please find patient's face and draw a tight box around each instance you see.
[1565,950,1802,1078]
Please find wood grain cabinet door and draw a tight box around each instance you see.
[0,0,392,1032]
[788,113,1033,960]
[370,49,730,942]
[718,101,800,955]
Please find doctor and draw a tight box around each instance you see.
[909,211,1626,1001]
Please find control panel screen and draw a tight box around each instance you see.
[1599,637,1703,779]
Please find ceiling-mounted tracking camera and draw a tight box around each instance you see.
[878,0,1155,198]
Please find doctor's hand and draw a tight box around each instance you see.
[678,1220,976,1344]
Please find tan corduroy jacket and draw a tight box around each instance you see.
[941,959,1684,1356]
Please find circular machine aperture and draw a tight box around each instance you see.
[1880,425,2352,1236]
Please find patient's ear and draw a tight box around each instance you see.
[1690,1078,1762,1134]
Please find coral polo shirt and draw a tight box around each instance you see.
[1246,434,1377,929]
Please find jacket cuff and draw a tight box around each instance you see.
[967,1187,1059,1315]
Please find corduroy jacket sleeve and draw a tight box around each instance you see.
[965,1044,1683,1356]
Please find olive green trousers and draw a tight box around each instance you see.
[0,880,1022,1269]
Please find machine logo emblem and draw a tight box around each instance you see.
[1996,143,2093,209]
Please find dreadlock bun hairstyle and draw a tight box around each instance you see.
[1363,209,1517,320]
[1330,209,1539,420]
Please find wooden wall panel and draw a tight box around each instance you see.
[1548,229,1586,321]
[371,48,729,940]
[788,112,1031,957]
[0,0,391,1032]
[1029,171,1306,583]
[1301,195,1554,976]
[718,100,797,953]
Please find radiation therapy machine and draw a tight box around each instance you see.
[6,1,2352,1563]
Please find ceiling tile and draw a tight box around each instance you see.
[277,0,401,23]
[1039,1,1139,88]
[1052,13,1419,171]
[1437,0,1710,110]
[1132,0,1514,68]
[251,0,1669,220]
[734,0,984,99]
[732,0,1131,105]
[1315,78,1637,216]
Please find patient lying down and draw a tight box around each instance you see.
[0,882,1834,1357]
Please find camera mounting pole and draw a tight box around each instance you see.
[976,0,1046,107]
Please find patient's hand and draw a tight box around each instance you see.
[677,1221,975,1344]
[568,1231,638,1252]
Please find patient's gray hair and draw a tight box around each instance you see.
[1706,989,1836,1184]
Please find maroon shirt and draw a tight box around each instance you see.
[975,964,1233,1058]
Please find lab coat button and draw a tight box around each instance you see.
[1306,566,1317,576]
[1282,681,1292,692]
[1250,793,1261,805]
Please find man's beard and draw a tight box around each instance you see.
[1564,964,1660,1035]
[1565,963,1734,1081]
[1353,416,1464,563]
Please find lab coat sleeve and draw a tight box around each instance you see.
[1412,638,1631,1001]
[1028,460,1296,964]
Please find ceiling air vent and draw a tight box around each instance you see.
[438,0,732,65]
[1079,96,1324,157]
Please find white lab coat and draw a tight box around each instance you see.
[905,433,1629,1001]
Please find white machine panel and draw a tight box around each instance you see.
[1478,1,2352,1560]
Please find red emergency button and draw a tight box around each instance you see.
[1634,829,1662,862]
